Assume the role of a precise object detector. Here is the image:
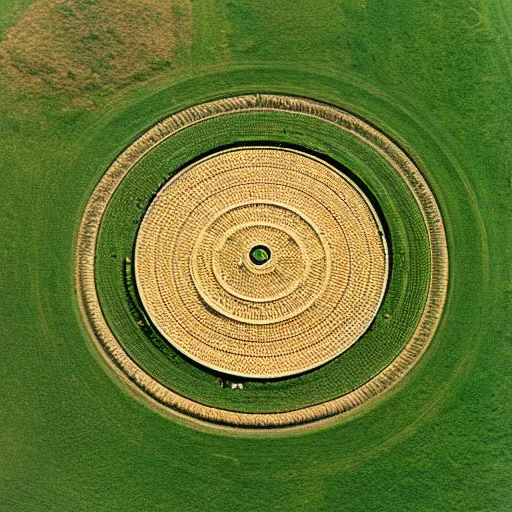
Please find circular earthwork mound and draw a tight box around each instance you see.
[76,94,448,428]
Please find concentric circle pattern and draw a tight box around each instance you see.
[77,93,448,428]
[135,148,388,378]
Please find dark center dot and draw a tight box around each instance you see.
[249,245,271,265]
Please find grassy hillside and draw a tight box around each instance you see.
[0,0,510,510]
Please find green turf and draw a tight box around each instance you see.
[250,246,270,264]
[1,0,510,510]
[0,0,32,40]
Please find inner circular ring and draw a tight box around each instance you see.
[136,146,388,374]
[208,220,315,305]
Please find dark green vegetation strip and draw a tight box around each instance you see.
[95,109,431,413]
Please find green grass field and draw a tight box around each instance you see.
[1,0,510,510]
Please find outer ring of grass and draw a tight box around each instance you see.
[77,94,448,428]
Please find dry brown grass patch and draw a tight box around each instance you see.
[0,0,192,96]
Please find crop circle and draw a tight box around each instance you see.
[76,94,448,428]
[135,147,388,378]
